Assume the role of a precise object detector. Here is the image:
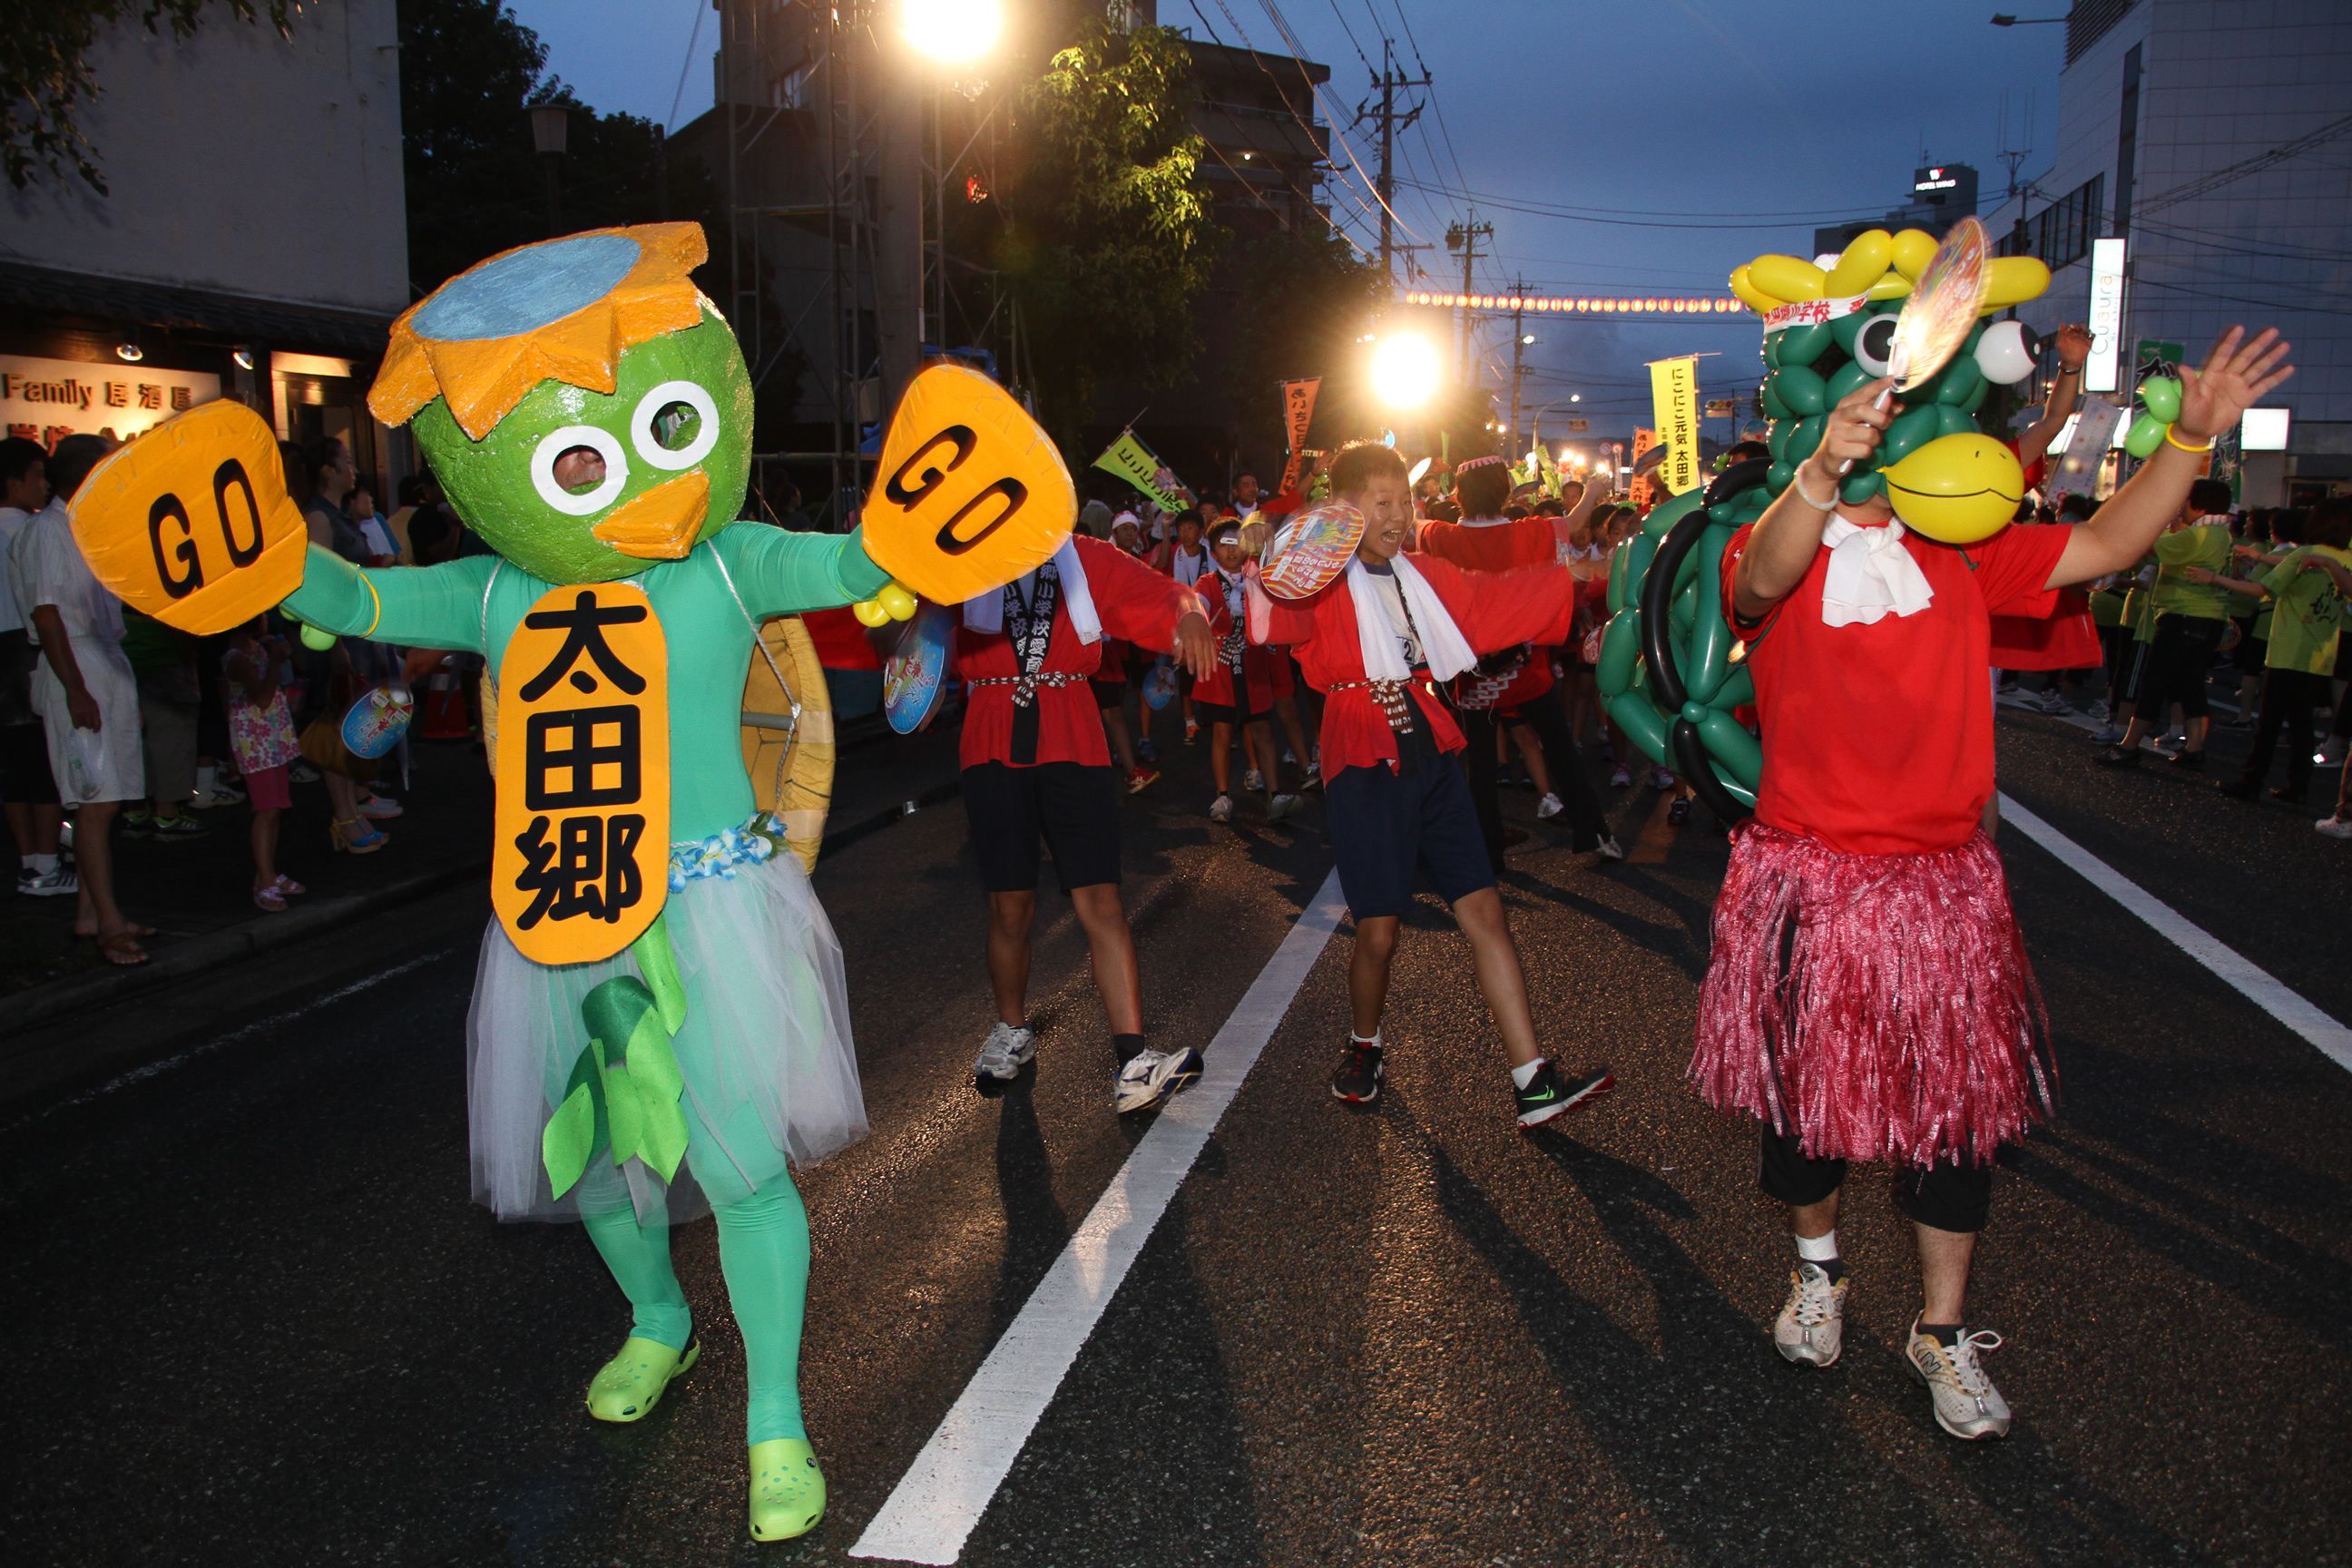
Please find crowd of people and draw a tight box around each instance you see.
[0,432,450,964]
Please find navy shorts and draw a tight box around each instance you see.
[1324,756,1494,919]
[962,761,1122,893]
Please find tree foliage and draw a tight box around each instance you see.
[989,10,1219,446]
[397,0,719,301]
[1,0,299,192]
[1222,226,1388,456]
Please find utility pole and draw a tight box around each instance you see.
[1359,38,1430,282]
[1445,211,1493,384]
[1508,277,1531,455]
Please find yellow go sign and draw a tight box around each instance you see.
[860,364,1075,605]
[67,400,309,632]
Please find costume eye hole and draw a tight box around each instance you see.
[1851,315,1899,377]
[530,426,628,515]
[630,380,720,471]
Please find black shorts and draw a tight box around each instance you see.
[1090,679,1125,709]
[2137,613,2226,720]
[962,761,1121,893]
[1,720,58,806]
[1758,1125,1994,1234]
[1324,755,1494,919]
[1193,687,1270,725]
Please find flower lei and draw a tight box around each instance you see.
[666,817,787,894]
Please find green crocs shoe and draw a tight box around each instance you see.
[584,1337,699,1423]
[748,1437,826,1543]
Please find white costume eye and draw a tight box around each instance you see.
[531,426,628,515]
[1851,315,1898,377]
[1974,319,2044,386]
[630,380,720,471]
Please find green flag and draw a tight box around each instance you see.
[1092,429,1186,513]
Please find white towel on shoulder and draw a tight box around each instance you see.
[1345,554,1476,681]
[1819,514,1935,628]
[961,538,1102,644]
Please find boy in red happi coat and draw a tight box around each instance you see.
[1191,516,1304,824]
[1243,442,1614,1126]
[957,534,1219,1114]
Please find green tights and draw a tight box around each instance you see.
[581,1173,811,1445]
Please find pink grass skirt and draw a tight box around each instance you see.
[1690,823,2055,1168]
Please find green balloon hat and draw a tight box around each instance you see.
[1593,223,2054,819]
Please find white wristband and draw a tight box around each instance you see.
[1788,466,1839,512]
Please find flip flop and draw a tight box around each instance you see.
[96,931,150,966]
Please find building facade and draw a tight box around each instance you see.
[0,1,408,485]
[1983,0,2350,503]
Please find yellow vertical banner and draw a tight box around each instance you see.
[1647,356,1703,496]
[1629,426,1659,512]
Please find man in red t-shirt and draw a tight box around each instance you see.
[1699,328,2292,1440]
[1248,441,1614,1128]
[957,536,1217,1115]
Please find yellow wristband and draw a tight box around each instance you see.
[361,576,384,638]
[2163,426,2214,455]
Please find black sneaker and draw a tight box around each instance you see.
[1515,1061,1615,1128]
[1330,1041,1383,1103]
[1668,797,1690,826]
[2167,748,2205,770]
[2092,746,2140,769]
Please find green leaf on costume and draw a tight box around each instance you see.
[543,1081,597,1200]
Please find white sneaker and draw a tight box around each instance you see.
[2032,689,2073,716]
[289,760,321,783]
[1113,1046,1203,1114]
[1536,792,1564,820]
[972,1022,1036,1085]
[1268,792,1301,823]
[2318,738,2347,767]
[1592,835,1625,862]
[2317,816,2352,840]
[1906,1318,2013,1440]
[1772,1262,1847,1367]
[1243,768,1266,793]
[357,795,404,819]
[2087,724,2124,746]
[15,866,78,897]
[1609,765,1632,789]
[188,783,246,809]
[1209,793,1233,823]
[2089,699,2112,724]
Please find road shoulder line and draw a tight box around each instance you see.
[848,868,1348,1565]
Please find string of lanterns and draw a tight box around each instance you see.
[1402,291,1744,315]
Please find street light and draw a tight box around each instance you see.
[528,104,570,237]
[1370,333,1442,409]
[902,0,1004,64]
[1520,333,1536,346]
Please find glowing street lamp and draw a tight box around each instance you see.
[1370,333,1442,409]
[901,0,1004,64]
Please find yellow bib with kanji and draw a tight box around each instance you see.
[492,583,670,965]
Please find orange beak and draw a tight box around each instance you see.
[593,470,710,560]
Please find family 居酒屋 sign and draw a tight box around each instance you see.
[0,355,220,448]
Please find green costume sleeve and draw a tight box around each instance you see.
[712,524,891,619]
[281,545,501,652]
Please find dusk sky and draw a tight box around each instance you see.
[508,0,2073,434]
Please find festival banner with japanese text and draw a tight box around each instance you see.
[1629,427,1659,511]
[1647,356,1702,496]
[1092,428,1186,513]
[1278,377,1321,495]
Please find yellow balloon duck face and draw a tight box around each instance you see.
[1732,226,2052,545]
[369,222,752,584]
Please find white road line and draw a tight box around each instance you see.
[849,868,1348,1565]
[1999,793,2352,1072]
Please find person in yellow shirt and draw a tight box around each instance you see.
[2094,479,2236,769]
[2200,496,2352,803]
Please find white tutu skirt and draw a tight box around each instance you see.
[466,853,866,1224]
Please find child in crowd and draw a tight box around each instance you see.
[221,620,308,911]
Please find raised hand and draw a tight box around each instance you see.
[2053,322,2092,371]
[2177,328,2294,442]
[1809,377,1899,481]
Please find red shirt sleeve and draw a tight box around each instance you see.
[1964,522,2073,616]
[1075,535,1201,652]
[1244,569,1328,645]
[1416,555,1577,650]
[1720,523,1782,638]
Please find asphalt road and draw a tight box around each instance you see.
[5,707,2348,1567]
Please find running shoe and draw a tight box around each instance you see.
[2089,700,2112,723]
[289,760,321,784]
[119,810,156,839]
[1609,765,1632,789]
[1209,793,1234,823]
[358,792,404,818]
[1668,797,1690,826]
[1329,1040,1384,1103]
[2086,724,2125,745]
[2092,745,2139,768]
[1300,765,1322,793]
[2316,816,2352,840]
[1575,833,1626,862]
[2032,689,2074,716]
[1906,1318,2013,1440]
[1127,767,1161,795]
[1535,792,1564,820]
[188,781,247,809]
[1281,748,1296,766]
[1268,792,1302,822]
[17,865,76,897]
[147,812,211,842]
[1243,768,1266,792]
[1113,1045,1202,1114]
[1137,737,1159,763]
[1514,1060,1614,1128]
[1773,1262,1848,1367]
[973,1022,1036,1086]
[2316,738,2346,767]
